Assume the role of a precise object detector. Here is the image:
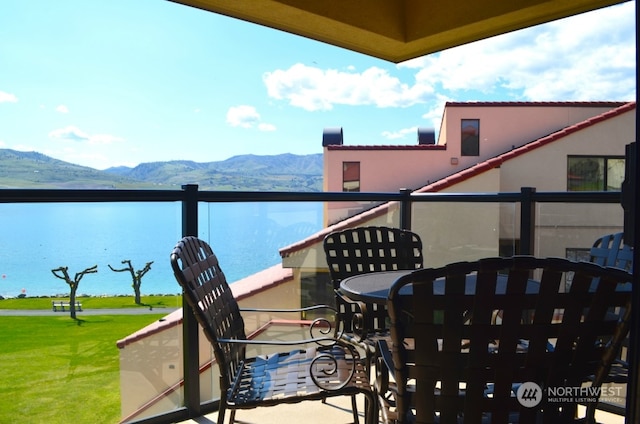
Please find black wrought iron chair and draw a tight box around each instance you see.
[377,256,632,424]
[587,232,634,415]
[323,226,423,361]
[171,236,375,424]
[589,232,634,272]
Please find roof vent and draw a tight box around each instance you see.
[418,128,435,145]
[322,127,344,147]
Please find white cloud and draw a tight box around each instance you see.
[56,105,69,113]
[421,94,451,128]
[264,2,633,116]
[0,91,18,103]
[381,126,418,140]
[48,125,123,144]
[263,63,433,111]
[258,123,277,132]
[226,105,276,131]
[49,126,90,142]
[399,2,635,101]
[226,105,260,128]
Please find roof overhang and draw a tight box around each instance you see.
[169,0,630,63]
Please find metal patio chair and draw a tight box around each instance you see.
[171,236,375,424]
[589,232,634,272]
[323,226,423,361]
[377,256,632,424]
[587,232,634,415]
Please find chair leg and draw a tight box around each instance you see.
[351,394,360,424]
[229,409,236,424]
[363,391,377,424]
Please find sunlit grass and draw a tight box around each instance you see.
[0,295,182,310]
[0,314,166,423]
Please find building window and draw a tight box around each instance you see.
[461,119,479,156]
[567,156,625,191]
[343,161,360,192]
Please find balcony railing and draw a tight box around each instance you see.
[0,185,631,423]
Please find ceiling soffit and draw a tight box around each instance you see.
[169,0,629,62]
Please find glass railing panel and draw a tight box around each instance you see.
[411,201,514,267]
[533,202,625,259]
[2,191,625,423]
[0,202,185,298]
[0,201,186,423]
[195,201,326,405]
[535,201,628,415]
[324,199,390,227]
[203,201,322,282]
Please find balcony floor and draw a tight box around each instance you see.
[182,395,368,424]
[177,322,627,424]
[180,396,625,424]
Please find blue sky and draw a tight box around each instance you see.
[0,0,636,170]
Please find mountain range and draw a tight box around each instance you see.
[0,149,323,191]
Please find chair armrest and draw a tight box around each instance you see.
[240,304,337,314]
[239,305,338,339]
[334,290,373,341]
[376,339,395,391]
[217,335,340,347]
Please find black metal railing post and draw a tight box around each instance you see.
[181,184,200,417]
[399,188,412,230]
[519,187,536,255]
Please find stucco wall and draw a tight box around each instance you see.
[119,277,301,422]
[497,110,633,257]
[325,104,620,194]
[412,168,502,267]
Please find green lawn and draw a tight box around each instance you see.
[0,295,182,310]
[0,313,167,423]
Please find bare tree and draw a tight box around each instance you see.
[108,260,153,305]
[51,265,98,319]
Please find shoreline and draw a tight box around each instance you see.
[0,293,180,300]
[0,307,177,316]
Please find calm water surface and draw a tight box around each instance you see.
[0,202,322,297]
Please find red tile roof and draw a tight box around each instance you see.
[327,144,445,151]
[444,101,627,108]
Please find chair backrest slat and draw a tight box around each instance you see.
[590,232,634,272]
[170,236,246,387]
[387,256,632,424]
[324,226,424,337]
[324,226,423,286]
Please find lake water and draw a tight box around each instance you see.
[0,202,323,297]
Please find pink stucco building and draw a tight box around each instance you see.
[323,101,631,224]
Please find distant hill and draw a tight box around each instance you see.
[0,149,323,191]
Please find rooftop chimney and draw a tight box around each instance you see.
[322,127,344,147]
[418,128,435,145]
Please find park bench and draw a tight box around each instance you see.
[51,301,82,312]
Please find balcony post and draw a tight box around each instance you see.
[181,184,200,416]
[399,188,412,230]
[519,187,536,255]
[628,12,640,416]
